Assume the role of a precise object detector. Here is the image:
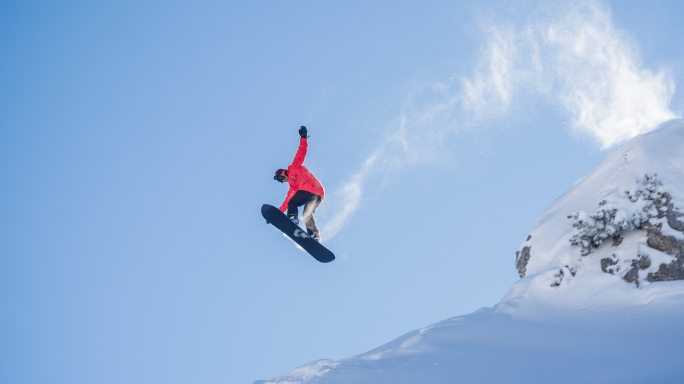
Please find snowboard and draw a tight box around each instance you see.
[261,204,335,263]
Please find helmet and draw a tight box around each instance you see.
[274,168,288,183]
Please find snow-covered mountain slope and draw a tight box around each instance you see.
[257,120,684,384]
[515,119,684,287]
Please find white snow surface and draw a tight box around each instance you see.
[258,120,684,384]
[521,119,684,279]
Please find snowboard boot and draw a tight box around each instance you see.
[308,229,320,242]
[288,214,299,226]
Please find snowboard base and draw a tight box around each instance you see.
[261,204,335,263]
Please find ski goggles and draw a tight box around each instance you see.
[274,169,287,182]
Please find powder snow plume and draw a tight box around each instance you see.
[463,0,677,147]
[320,0,678,240]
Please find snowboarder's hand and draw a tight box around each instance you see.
[299,126,308,138]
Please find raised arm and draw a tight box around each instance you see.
[291,137,308,167]
[291,126,309,167]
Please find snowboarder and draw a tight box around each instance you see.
[273,126,325,241]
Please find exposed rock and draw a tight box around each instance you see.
[623,254,651,287]
[666,208,684,232]
[612,235,623,247]
[645,224,684,282]
[551,265,577,287]
[600,256,618,274]
[515,245,531,278]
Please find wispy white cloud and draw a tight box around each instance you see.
[546,3,676,147]
[462,25,519,115]
[462,1,677,148]
[320,150,378,240]
[320,88,464,240]
[320,0,678,240]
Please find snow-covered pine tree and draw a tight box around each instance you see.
[567,174,669,256]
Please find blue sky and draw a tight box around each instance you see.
[1,1,683,383]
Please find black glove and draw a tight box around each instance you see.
[299,126,308,138]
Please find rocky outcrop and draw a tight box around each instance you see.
[515,236,532,278]
[666,206,684,232]
[596,190,684,285]
[645,224,684,282]
[517,174,684,286]
[598,196,684,285]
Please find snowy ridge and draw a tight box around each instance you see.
[258,360,339,384]
[516,119,684,286]
[258,282,684,384]
[258,120,684,384]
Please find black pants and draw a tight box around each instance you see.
[287,190,322,237]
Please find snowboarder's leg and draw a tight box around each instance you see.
[287,190,314,225]
[302,195,322,241]
[286,203,299,225]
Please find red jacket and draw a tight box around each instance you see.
[279,138,325,212]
